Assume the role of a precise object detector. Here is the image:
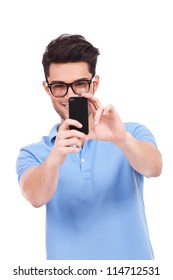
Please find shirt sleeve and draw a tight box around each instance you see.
[16,125,57,184]
[16,145,41,184]
[125,122,157,146]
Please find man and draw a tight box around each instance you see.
[16,34,162,260]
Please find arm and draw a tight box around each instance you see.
[115,132,162,177]
[20,154,60,208]
[20,119,86,208]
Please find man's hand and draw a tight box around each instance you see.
[81,92,127,145]
[52,119,87,167]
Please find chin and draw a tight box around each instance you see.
[55,108,69,121]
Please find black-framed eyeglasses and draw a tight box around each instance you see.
[46,78,94,98]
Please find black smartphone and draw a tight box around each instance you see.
[69,96,89,134]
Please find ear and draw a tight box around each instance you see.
[93,75,99,92]
[42,81,51,97]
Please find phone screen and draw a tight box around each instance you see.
[69,97,89,134]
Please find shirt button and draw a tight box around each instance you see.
[81,158,85,163]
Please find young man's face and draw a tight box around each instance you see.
[43,62,99,122]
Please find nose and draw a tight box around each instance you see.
[65,85,76,98]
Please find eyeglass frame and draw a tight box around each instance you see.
[46,77,95,98]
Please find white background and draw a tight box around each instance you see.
[0,0,173,278]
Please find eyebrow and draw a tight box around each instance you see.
[48,77,91,84]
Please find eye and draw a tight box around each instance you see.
[52,83,66,89]
[74,81,88,87]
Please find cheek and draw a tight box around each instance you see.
[51,99,69,118]
[51,98,61,109]
[89,84,95,95]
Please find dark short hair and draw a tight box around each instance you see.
[42,33,100,79]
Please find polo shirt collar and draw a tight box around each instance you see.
[49,124,60,143]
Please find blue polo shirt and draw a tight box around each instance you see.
[16,122,157,260]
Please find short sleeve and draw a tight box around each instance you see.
[125,122,157,146]
[16,146,41,184]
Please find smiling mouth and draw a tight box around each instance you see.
[62,103,69,108]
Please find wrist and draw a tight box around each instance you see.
[112,130,130,148]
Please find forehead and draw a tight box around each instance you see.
[49,62,91,82]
